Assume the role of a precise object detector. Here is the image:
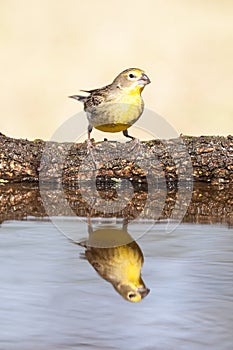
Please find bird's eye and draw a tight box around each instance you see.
[128,73,136,79]
[128,292,137,299]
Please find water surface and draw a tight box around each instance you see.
[1,219,232,350]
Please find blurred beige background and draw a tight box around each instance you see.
[0,0,233,140]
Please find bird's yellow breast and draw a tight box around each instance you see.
[124,261,142,283]
[91,92,143,132]
[119,88,143,104]
[111,245,142,283]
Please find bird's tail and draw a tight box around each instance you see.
[68,94,87,102]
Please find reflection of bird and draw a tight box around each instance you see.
[69,68,150,146]
[78,221,150,302]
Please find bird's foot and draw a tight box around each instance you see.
[129,137,140,149]
[86,138,94,150]
[127,138,144,159]
[86,139,97,169]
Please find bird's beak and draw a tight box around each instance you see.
[137,286,150,298]
[138,73,151,85]
[68,95,80,100]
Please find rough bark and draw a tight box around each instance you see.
[0,133,232,185]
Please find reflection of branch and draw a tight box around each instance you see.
[0,183,232,226]
[0,133,232,184]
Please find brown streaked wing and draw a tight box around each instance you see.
[84,86,110,110]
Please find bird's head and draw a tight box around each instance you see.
[113,68,151,94]
[115,281,150,302]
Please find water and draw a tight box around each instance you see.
[0,219,232,350]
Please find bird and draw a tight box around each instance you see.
[77,220,150,302]
[69,68,151,147]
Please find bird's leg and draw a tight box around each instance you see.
[122,218,129,231]
[122,129,143,157]
[87,124,93,149]
[123,129,135,140]
[86,124,97,169]
[123,129,140,146]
